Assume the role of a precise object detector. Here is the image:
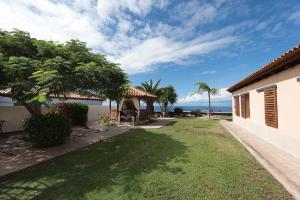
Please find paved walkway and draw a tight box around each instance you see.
[220,120,300,200]
[0,119,172,180]
[0,126,130,180]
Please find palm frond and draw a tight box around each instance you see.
[210,88,219,96]
[196,82,210,91]
[135,86,145,91]
[153,79,161,90]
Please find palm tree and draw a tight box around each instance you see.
[157,85,178,117]
[136,79,161,115]
[194,82,219,119]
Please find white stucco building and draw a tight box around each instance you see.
[227,44,300,159]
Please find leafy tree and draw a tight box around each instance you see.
[135,79,161,115]
[4,56,40,115]
[0,53,7,85]
[157,85,177,117]
[97,63,129,112]
[0,29,38,58]
[0,29,128,116]
[194,82,219,119]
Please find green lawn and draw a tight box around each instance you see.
[0,119,292,200]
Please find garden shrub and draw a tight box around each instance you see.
[98,116,116,126]
[173,107,183,115]
[24,113,72,147]
[52,102,88,126]
[191,109,202,117]
[99,116,110,125]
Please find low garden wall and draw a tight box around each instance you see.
[0,105,109,133]
[154,111,232,117]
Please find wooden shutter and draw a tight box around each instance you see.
[234,96,240,116]
[241,95,245,118]
[245,94,250,118]
[264,88,278,128]
[240,93,250,118]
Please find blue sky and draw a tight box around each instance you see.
[1,0,300,106]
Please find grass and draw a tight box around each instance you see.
[0,119,292,200]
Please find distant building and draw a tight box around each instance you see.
[227,44,300,159]
[0,90,106,133]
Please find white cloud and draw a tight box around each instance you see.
[96,0,169,24]
[0,0,240,75]
[171,0,226,28]
[201,70,216,75]
[178,88,232,104]
[255,21,268,31]
[115,35,239,74]
[0,0,105,49]
[289,10,300,25]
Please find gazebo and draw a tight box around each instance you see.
[109,87,156,122]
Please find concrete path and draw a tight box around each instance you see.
[220,120,300,200]
[0,126,130,180]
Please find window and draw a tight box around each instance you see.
[264,87,278,128]
[234,96,240,116]
[241,93,250,118]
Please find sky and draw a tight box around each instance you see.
[0,0,300,107]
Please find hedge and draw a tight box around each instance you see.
[52,102,88,126]
[24,113,72,147]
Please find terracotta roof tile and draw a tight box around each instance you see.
[0,87,156,100]
[0,88,11,96]
[127,87,156,98]
[0,88,100,100]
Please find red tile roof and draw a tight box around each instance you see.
[127,87,156,98]
[0,88,11,96]
[52,93,100,100]
[0,87,156,100]
[0,88,100,100]
[227,44,300,92]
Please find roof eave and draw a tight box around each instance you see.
[227,48,300,93]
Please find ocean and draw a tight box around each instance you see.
[153,105,232,113]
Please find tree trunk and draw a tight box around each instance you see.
[116,100,120,123]
[109,99,112,119]
[208,92,211,119]
[159,103,164,118]
[23,101,42,117]
[164,102,168,117]
[146,100,154,115]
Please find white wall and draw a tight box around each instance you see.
[232,64,300,159]
[87,105,109,122]
[0,105,109,133]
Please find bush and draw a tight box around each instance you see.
[98,116,116,126]
[191,109,202,117]
[173,107,183,115]
[24,113,72,147]
[99,116,109,125]
[52,102,88,126]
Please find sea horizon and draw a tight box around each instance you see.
[152,105,232,112]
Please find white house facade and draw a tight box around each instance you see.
[228,45,300,159]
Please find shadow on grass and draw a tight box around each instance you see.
[0,129,188,199]
[164,121,178,126]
